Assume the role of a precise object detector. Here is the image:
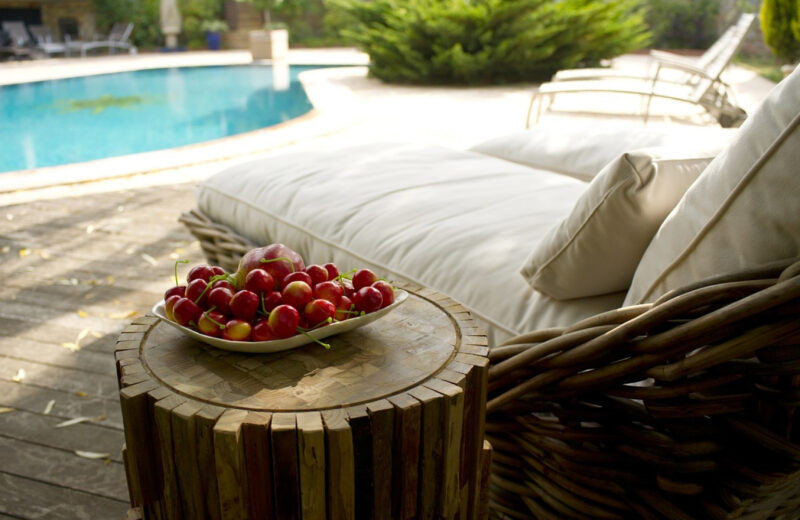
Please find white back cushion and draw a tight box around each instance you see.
[625,67,800,304]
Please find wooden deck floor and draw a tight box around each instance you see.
[0,183,204,519]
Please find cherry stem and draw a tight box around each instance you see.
[309,316,333,330]
[203,307,226,330]
[334,269,356,283]
[295,326,331,350]
[260,257,296,273]
[258,293,270,318]
[194,274,226,305]
[174,259,190,286]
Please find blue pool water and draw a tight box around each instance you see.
[0,65,320,173]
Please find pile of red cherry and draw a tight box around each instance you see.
[163,246,394,345]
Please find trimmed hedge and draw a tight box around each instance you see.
[332,0,650,85]
[761,0,800,62]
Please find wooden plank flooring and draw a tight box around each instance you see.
[0,183,205,519]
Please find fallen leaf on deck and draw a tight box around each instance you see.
[38,250,51,260]
[18,248,30,257]
[43,400,55,414]
[86,225,95,234]
[55,416,91,428]
[0,407,14,414]
[77,329,90,342]
[141,253,158,266]
[107,275,115,285]
[90,331,102,338]
[75,391,89,397]
[77,310,88,318]
[5,214,12,220]
[61,342,80,352]
[1,246,10,254]
[75,450,110,460]
[11,369,25,382]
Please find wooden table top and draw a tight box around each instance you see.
[119,284,487,413]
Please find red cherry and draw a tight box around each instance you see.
[164,285,186,300]
[262,291,282,312]
[281,271,314,290]
[371,281,395,308]
[207,287,234,316]
[197,310,226,338]
[352,269,378,291]
[222,319,252,341]
[304,264,329,286]
[268,305,300,338]
[172,297,202,327]
[230,290,259,321]
[335,295,354,321]
[211,279,235,292]
[187,265,215,283]
[252,320,277,342]
[245,269,275,294]
[353,286,382,313]
[282,281,313,311]
[211,266,226,276]
[165,294,182,321]
[313,280,344,306]
[323,263,340,280]
[185,279,209,307]
[304,299,336,329]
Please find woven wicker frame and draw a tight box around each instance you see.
[181,207,800,519]
[487,258,800,519]
[179,209,256,273]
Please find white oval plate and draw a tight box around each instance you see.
[152,289,408,354]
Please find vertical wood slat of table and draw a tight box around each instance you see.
[436,369,471,516]
[170,400,205,519]
[122,444,138,508]
[152,392,187,520]
[197,405,226,520]
[423,378,465,520]
[478,441,493,520]
[387,393,422,520]
[345,405,372,520]
[241,412,274,520]
[144,386,173,520]
[214,408,249,520]
[407,385,445,520]
[322,408,355,520]
[451,352,489,520]
[365,399,394,520]
[297,411,326,520]
[119,379,161,512]
[272,413,301,520]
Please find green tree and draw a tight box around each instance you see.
[178,0,223,48]
[644,0,720,49]
[91,0,161,48]
[761,0,800,62]
[332,0,650,85]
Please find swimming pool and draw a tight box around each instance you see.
[0,65,320,173]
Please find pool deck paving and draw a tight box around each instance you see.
[0,48,777,518]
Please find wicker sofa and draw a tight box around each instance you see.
[182,68,800,518]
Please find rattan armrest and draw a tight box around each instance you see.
[486,258,800,519]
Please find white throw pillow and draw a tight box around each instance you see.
[470,120,736,181]
[521,148,717,299]
[624,67,800,305]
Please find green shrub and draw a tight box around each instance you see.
[643,0,720,49]
[761,0,800,62]
[332,0,650,85]
[91,0,161,48]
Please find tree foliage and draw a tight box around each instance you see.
[644,0,720,49]
[760,0,800,62]
[332,0,650,85]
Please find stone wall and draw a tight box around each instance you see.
[40,0,95,41]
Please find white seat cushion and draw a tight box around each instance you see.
[625,67,800,304]
[470,120,736,181]
[198,143,620,344]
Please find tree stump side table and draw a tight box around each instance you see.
[115,284,490,520]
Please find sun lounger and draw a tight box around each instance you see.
[0,21,40,59]
[72,22,137,57]
[526,13,755,127]
[552,13,755,84]
[28,24,69,56]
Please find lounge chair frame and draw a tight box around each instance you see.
[527,13,755,128]
[73,22,136,57]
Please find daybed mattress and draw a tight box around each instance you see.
[198,143,623,344]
